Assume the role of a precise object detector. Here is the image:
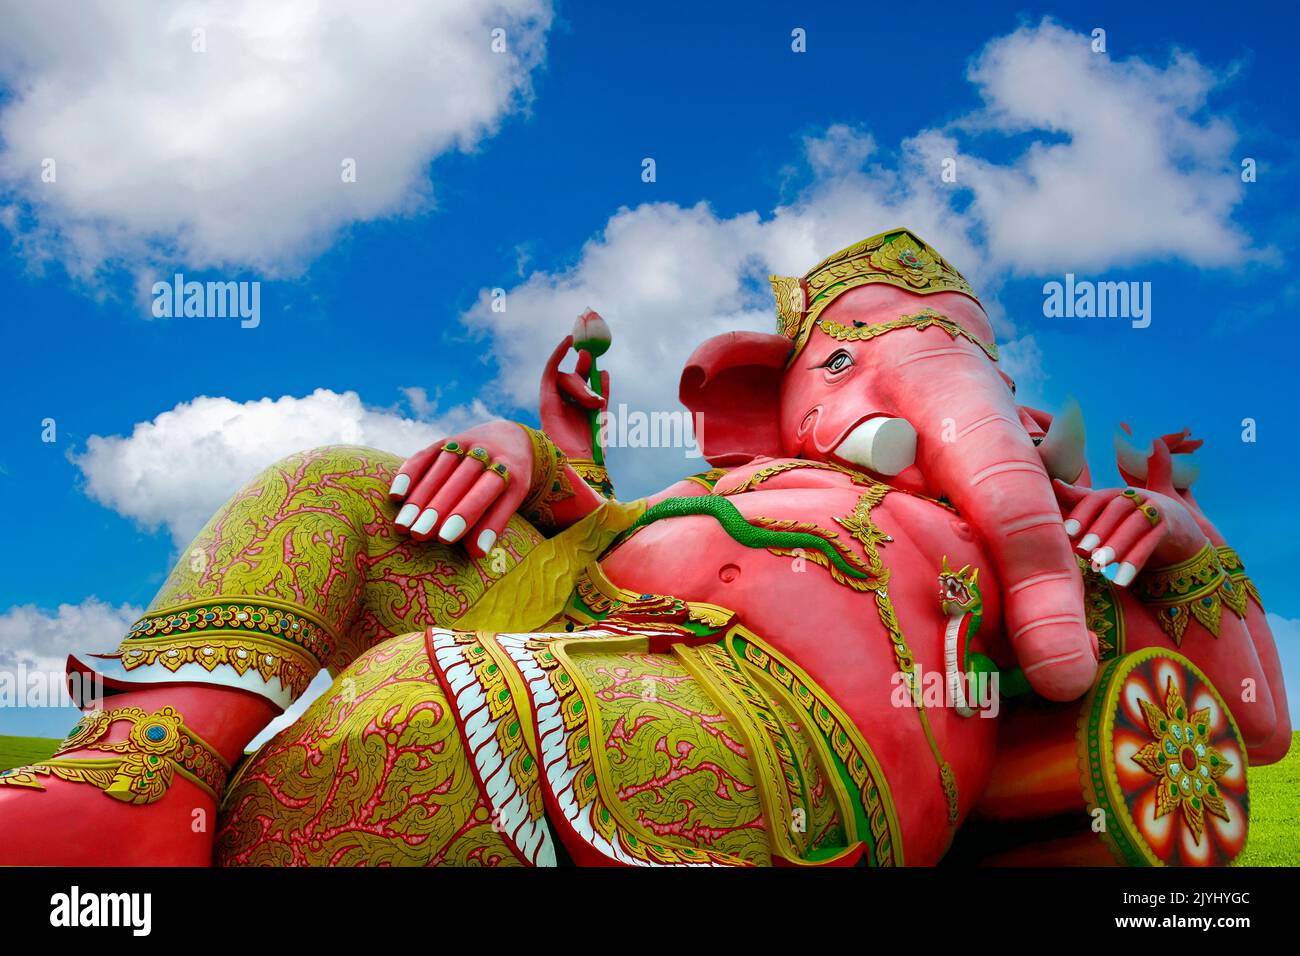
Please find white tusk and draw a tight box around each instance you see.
[836,417,917,476]
[1114,429,1200,490]
[1170,456,1200,491]
[1114,429,1149,482]
[1038,397,1087,483]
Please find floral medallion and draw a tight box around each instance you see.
[1077,648,1248,866]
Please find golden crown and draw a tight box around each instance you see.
[770,228,982,361]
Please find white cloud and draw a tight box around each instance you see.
[939,19,1255,273]
[0,599,141,678]
[72,388,487,545]
[997,335,1047,394]
[801,123,877,179]
[467,201,767,411]
[0,0,552,281]
[461,20,1256,496]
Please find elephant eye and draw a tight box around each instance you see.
[822,350,854,373]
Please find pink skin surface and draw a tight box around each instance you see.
[0,679,277,866]
[601,462,1006,865]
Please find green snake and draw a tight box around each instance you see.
[939,561,1028,713]
[625,496,870,580]
[939,562,985,717]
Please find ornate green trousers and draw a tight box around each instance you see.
[85,446,542,710]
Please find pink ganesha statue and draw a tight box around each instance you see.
[0,228,1287,867]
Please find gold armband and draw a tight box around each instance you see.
[0,706,229,804]
[1215,545,1264,612]
[568,458,614,499]
[517,424,575,532]
[1134,543,1249,644]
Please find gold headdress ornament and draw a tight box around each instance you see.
[770,227,993,364]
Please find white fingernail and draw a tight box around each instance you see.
[1115,562,1138,587]
[1079,533,1100,552]
[439,514,467,542]
[1091,546,1115,567]
[389,474,410,497]
[477,529,496,553]
[1063,519,1080,536]
[411,508,438,535]
[395,503,419,527]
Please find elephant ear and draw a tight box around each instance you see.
[679,331,791,466]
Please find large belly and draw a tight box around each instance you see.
[596,487,1002,864]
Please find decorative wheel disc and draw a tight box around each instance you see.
[1077,648,1248,866]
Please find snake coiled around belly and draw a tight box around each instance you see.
[624,496,870,580]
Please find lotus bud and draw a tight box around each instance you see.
[572,308,612,358]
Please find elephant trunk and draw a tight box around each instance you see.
[882,340,1097,701]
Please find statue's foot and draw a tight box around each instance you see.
[0,768,219,866]
[0,683,276,866]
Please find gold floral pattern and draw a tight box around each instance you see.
[1080,557,1125,661]
[519,425,576,532]
[1216,546,1264,612]
[494,624,901,866]
[0,706,229,804]
[125,601,335,664]
[93,446,542,704]
[216,632,523,867]
[1076,648,1248,866]
[681,467,729,492]
[568,458,614,499]
[817,308,999,362]
[1135,543,1248,644]
[1130,677,1232,843]
[772,228,981,362]
[115,635,318,702]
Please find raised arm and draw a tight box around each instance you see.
[389,328,613,557]
[388,414,606,559]
[1056,430,1290,764]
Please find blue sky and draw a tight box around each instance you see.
[0,1,1297,736]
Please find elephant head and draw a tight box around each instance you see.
[679,229,1096,701]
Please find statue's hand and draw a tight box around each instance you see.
[539,333,610,460]
[1116,425,1214,533]
[1054,439,1209,587]
[388,420,533,558]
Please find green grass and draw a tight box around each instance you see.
[1,732,1295,864]
[0,735,59,770]
[1234,731,1300,866]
